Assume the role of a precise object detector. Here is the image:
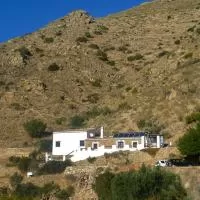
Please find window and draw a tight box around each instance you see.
[117,141,124,149]
[132,142,137,148]
[92,142,98,150]
[55,141,61,147]
[80,140,85,147]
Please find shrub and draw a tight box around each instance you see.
[48,63,60,71]
[38,160,72,174]
[38,140,52,152]
[174,39,180,45]
[185,112,200,124]
[18,46,32,63]
[196,28,200,34]
[69,115,86,128]
[9,156,21,165]
[41,182,59,195]
[94,165,187,200]
[55,189,70,200]
[118,45,128,53]
[10,173,23,188]
[44,37,54,43]
[76,36,88,43]
[127,53,143,61]
[137,119,164,134]
[88,43,99,49]
[141,148,159,157]
[8,156,31,172]
[187,26,195,32]
[15,183,41,198]
[184,52,193,59]
[107,60,115,66]
[35,47,44,53]
[87,93,99,103]
[97,25,109,32]
[96,50,108,61]
[91,79,102,87]
[17,157,32,172]
[118,102,131,110]
[93,30,103,35]
[94,171,114,200]
[56,31,62,36]
[10,103,25,111]
[87,157,96,163]
[157,50,169,57]
[178,122,200,163]
[85,32,93,38]
[56,117,66,125]
[23,119,47,138]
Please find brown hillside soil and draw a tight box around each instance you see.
[0,0,200,146]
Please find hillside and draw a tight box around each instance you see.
[0,0,200,146]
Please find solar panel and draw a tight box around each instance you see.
[113,132,147,138]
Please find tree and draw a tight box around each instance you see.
[10,173,23,189]
[23,119,47,138]
[94,171,114,200]
[94,166,187,200]
[178,123,200,163]
[69,115,85,128]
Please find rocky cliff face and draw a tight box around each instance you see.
[0,0,200,146]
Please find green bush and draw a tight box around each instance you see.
[137,119,164,134]
[17,157,32,172]
[94,165,187,200]
[85,106,112,118]
[8,156,31,172]
[38,139,52,152]
[56,117,66,125]
[85,32,93,38]
[44,37,54,43]
[94,171,114,200]
[185,112,200,124]
[178,122,200,161]
[97,25,109,32]
[23,119,47,138]
[69,115,86,128]
[18,46,32,63]
[15,183,41,198]
[38,160,72,175]
[48,63,60,71]
[10,173,23,188]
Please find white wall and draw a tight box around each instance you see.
[52,131,87,155]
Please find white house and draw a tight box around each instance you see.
[51,127,164,162]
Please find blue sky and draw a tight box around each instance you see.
[0,0,147,42]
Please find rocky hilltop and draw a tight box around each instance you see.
[0,0,200,146]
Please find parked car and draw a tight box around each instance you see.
[168,159,193,167]
[155,160,169,167]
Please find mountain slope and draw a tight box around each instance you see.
[0,0,200,146]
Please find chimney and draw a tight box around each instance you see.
[100,126,104,138]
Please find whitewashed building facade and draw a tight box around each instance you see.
[51,127,163,162]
